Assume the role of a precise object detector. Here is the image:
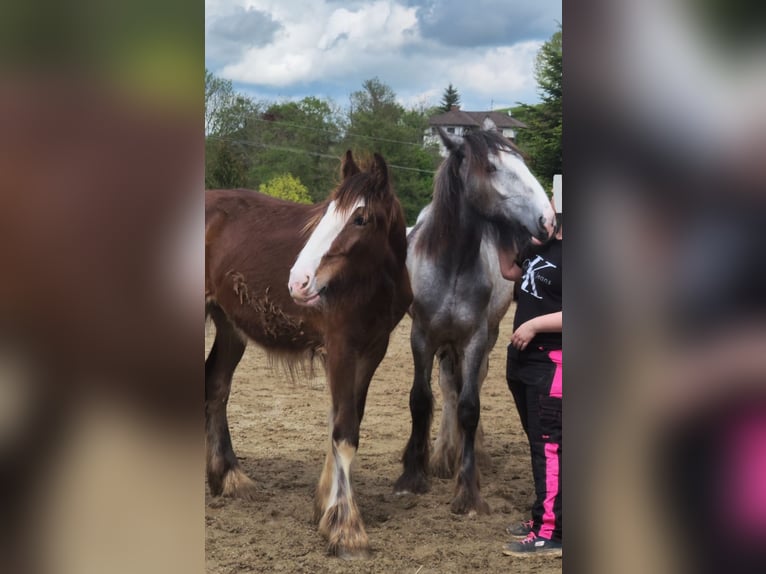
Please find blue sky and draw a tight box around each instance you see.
[206,0,561,111]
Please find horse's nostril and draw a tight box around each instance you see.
[302,276,310,288]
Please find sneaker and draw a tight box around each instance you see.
[505,519,534,538]
[502,532,562,557]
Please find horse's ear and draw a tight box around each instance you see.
[341,150,361,179]
[370,153,389,190]
[437,127,463,152]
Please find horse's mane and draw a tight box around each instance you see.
[336,153,401,228]
[420,130,525,258]
[303,153,403,237]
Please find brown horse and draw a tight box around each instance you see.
[204,151,412,558]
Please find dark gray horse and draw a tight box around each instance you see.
[394,128,555,514]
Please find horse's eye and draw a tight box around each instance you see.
[487,164,498,173]
[353,215,367,227]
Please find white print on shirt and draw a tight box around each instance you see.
[520,255,557,300]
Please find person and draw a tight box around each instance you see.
[500,203,563,557]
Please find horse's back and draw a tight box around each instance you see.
[205,189,323,352]
[205,188,315,279]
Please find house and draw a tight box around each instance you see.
[424,106,527,156]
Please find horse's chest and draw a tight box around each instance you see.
[414,276,491,331]
[427,271,491,307]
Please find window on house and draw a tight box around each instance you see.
[446,127,455,134]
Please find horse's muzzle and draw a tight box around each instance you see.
[537,215,555,241]
[289,275,324,307]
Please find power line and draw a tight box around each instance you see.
[246,116,427,148]
[207,136,437,175]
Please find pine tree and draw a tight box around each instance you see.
[440,83,461,112]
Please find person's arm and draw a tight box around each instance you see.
[500,259,524,282]
[510,311,562,351]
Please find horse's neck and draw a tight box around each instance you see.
[456,208,485,258]
[423,201,486,269]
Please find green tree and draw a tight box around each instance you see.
[205,69,258,136]
[534,27,562,106]
[205,68,259,189]
[259,174,312,204]
[512,26,562,190]
[343,78,441,224]
[439,83,461,112]
[246,96,343,202]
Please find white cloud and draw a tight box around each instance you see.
[206,0,557,108]
[221,1,418,86]
[454,43,543,105]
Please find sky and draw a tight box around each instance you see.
[205,0,561,112]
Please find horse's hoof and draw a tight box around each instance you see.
[450,493,490,516]
[429,457,456,479]
[220,467,258,501]
[335,546,370,560]
[393,471,429,495]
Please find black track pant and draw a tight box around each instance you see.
[507,344,562,542]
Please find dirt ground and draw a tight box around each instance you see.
[205,306,562,573]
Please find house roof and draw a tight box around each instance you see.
[428,108,527,129]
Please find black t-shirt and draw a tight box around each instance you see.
[513,238,562,349]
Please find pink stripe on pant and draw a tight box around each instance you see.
[547,349,562,398]
[539,442,560,540]
[539,349,562,540]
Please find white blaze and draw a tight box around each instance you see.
[289,199,364,287]
[495,150,555,232]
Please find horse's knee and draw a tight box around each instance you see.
[457,394,480,432]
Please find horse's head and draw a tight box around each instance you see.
[438,128,556,244]
[288,151,406,308]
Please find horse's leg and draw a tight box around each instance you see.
[353,338,389,425]
[451,326,491,515]
[431,347,462,478]
[394,320,435,495]
[472,322,503,470]
[205,305,255,499]
[473,350,491,470]
[314,335,382,522]
[316,340,388,559]
[314,410,336,520]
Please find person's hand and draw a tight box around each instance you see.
[511,319,537,351]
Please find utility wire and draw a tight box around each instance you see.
[207,136,437,175]
[245,116,428,148]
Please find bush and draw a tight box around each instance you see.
[259,174,312,204]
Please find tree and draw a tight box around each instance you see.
[439,83,461,112]
[205,69,258,136]
[512,26,562,190]
[259,174,312,204]
[246,96,343,202]
[204,72,441,221]
[534,27,562,106]
[205,69,259,189]
[343,78,441,224]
